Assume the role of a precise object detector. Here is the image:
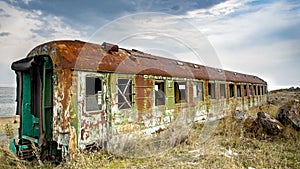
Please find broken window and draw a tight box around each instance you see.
[237,85,242,97]
[208,82,216,99]
[229,84,235,98]
[193,81,204,101]
[155,81,165,106]
[118,78,133,109]
[86,76,102,112]
[174,82,187,103]
[220,83,226,99]
[243,85,248,97]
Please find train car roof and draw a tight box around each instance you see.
[26,40,267,85]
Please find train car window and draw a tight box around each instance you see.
[208,82,216,99]
[155,81,165,106]
[118,78,133,109]
[174,82,187,103]
[243,85,248,97]
[254,85,257,95]
[258,86,261,95]
[220,83,226,99]
[249,85,253,96]
[86,76,102,112]
[229,84,235,98]
[264,86,268,94]
[193,82,204,101]
[237,85,242,97]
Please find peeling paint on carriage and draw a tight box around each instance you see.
[10,40,268,160]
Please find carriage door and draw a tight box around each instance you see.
[11,56,53,158]
[78,72,108,148]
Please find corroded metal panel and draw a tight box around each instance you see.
[26,40,267,85]
[135,75,153,111]
[18,40,269,160]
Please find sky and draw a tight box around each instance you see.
[0,0,299,90]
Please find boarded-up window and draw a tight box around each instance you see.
[193,82,204,101]
[174,82,187,103]
[229,84,235,98]
[86,76,102,112]
[208,82,216,99]
[220,83,226,99]
[237,85,242,97]
[155,81,165,106]
[118,78,133,109]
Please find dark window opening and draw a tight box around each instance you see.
[208,82,216,99]
[237,85,242,97]
[118,78,133,109]
[174,82,187,103]
[220,83,226,99]
[258,86,261,95]
[249,85,253,96]
[86,76,102,112]
[243,85,248,97]
[155,81,165,106]
[229,84,235,98]
[254,85,257,96]
[193,82,204,101]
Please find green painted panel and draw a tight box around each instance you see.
[22,72,39,137]
[165,80,175,109]
[43,57,53,141]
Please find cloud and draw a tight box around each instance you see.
[0,32,10,37]
[8,0,33,5]
[179,0,300,90]
[0,1,83,62]
[184,0,250,18]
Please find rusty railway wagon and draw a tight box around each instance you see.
[9,40,267,160]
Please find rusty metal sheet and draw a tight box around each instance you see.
[27,40,267,85]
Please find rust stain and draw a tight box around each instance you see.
[21,40,268,160]
[27,40,267,85]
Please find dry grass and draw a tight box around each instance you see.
[1,89,300,168]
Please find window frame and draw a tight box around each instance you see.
[193,81,204,102]
[243,84,248,97]
[117,78,133,110]
[85,76,103,112]
[154,80,166,106]
[220,83,226,99]
[174,81,188,104]
[237,84,242,97]
[208,82,216,100]
[229,83,235,98]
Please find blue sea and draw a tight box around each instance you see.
[0,87,16,117]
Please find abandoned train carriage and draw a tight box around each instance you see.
[9,40,267,160]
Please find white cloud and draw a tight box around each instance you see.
[88,12,221,69]
[179,0,300,90]
[0,1,83,63]
[184,0,251,19]
[9,0,33,5]
[0,1,83,86]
